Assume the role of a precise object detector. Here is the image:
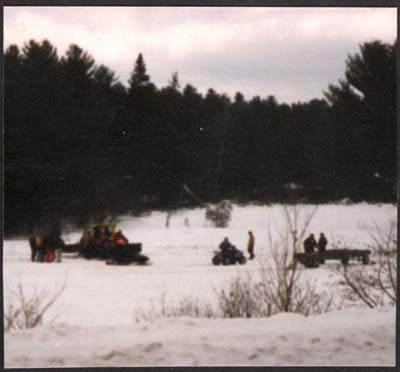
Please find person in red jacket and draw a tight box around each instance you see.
[113,230,128,247]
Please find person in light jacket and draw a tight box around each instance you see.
[55,236,65,263]
[247,231,255,260]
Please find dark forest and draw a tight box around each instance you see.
[4,39,397,235]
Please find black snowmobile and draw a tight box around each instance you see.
[212,246,247,265]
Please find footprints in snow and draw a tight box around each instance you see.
[144,342,163,353]
[100,350,128,361]
[98,342,163,362]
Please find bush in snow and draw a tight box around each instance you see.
[205,200,233,228]
[135,292,216,322]
[337,220,396,308]
[216,275,272,318]
[256,252,335,316]
[4,280,66,332]
[136,281,265,321]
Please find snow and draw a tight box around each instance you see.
[3,203,397,367]
[5,307,396,367]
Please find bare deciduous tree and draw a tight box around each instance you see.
[254,205,325,314]
[338,220,397,308]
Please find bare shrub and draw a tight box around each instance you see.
[205,200,233,227]
[135,292,216,322]
[216,275,267,318]
[4,280,66,332]
[337,220,397,308]
[256,261,335,316]
[136,278,266,321]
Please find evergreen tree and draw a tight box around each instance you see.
[128,53,151,92]
[168,71,180,91]
[324,40,396,200]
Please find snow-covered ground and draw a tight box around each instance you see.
[4,203,397,367]
[5,307,395,367]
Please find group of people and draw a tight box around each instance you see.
[303,232,328,253]
[29,230,65,263]
[219,230,256,260]
[80,224,129,251]
[29,226,327,264]
[79,224,130,259]
[29,224,130,263]
[218,231,328,259]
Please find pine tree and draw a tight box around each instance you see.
[168,71,180,91]
[324,40,396,201]
[128,53,151,92]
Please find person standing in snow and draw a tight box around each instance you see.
[247,231,255,259]
[29,235,38,261]
[55,236,65,263]
[303,233,317,253]
[43,227,62,263]
[36,235,46,262]
[317,233,328,253]
[42,233,54,262]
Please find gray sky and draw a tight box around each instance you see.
[4,7,397,103]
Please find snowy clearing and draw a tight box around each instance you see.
[4,203,397,367]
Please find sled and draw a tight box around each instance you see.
[294,249,371,268]
[63,243,81,253]
[105,254,150,266]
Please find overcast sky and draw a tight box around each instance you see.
[4,7,397,103]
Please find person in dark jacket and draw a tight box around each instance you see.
[29,235,38,262]
[317,233,328,253]
[303,233,317,253]
[219,237,233,254]
[247,231,255,260]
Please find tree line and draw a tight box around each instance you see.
[4,39,396,234]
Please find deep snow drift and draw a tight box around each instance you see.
[3,203,397,367]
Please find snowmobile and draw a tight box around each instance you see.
[212,246,247,265]
[64,224,150,265]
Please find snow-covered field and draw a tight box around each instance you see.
[4,203,397,367]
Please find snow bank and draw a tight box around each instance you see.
[5,306,395,367]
